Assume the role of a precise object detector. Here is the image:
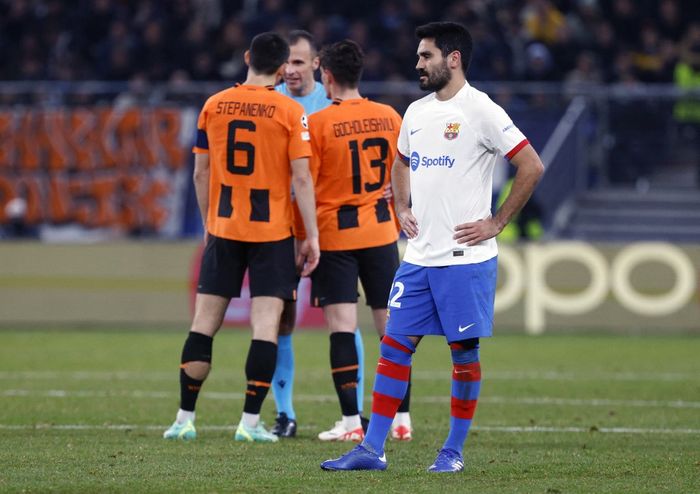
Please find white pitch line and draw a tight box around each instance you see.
[0,370,696,382]
[3,389,699,409]
[467,370,697,382]
[480,396,700,409]
[472,426,700,435]
[0,423,697,435]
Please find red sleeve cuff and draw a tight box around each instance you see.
[505,139,529,160]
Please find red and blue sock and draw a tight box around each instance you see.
[443,338,481,454]
[362,334,415,455]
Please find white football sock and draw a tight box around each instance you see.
[342,414,362,430]
[176,409,195,424]
[242,412,259,428]
[393,412,411,427]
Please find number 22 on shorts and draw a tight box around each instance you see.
[389,281,404,308]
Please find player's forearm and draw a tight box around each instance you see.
[391,160,411,213]
[291,162,319,239]
[494,148,544,230]
[193,156,210,229]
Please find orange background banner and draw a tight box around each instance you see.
[0,107,188,233]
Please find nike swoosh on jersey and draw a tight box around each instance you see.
[458,323,476,332]
[410,128,422,135]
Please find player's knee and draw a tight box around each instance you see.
[449,337,480,364]
[181,332,213,379]
[252,328,278,343]
[246,340,277,381]
[182,361,210,380]
[278,321,294,336]
[450,338,479,351]
[379,334,416,365]
[385,334,417,352]
[278,301,296,335]
[182,332,213,363]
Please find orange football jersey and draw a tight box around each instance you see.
[309,98,401,250]
[193,84,311,242]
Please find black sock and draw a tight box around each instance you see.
[243,339,277,414]
[397,369,411,413]
[180,370,203,411]
[179,332,212,412]
[330,332,359,417]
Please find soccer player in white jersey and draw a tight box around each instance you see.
[321,21,544,473]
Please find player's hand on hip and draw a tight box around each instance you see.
[454,216,500,245]
[397,209,419,239]
[297,236,320,277]
[382,182,393,201]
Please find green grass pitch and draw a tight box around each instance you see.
[1,329,698,493]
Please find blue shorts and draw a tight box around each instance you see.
[385,258,497,342]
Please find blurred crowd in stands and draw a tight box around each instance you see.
[0,0,697,213]
[1,0,699,86]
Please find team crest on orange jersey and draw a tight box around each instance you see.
[444,122,460,140]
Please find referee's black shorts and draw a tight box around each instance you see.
[197,234,297,301]
[311,241,399,309]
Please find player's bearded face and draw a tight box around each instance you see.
[418,58,451,91]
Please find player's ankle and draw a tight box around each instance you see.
[393,412,411,427]
[361,440,384,457]
[176,409,195,424]
[242,412,260,428]
[342,414,362,430]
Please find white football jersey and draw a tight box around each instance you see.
[397,82,528,266]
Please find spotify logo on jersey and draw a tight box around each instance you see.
[410,151,420,171]
[409,151,455,171]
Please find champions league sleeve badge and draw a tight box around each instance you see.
[444,122,460,140]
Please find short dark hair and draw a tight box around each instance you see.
[319,39,364,88]
[288,29,318,54]
[415,22,473,74]
[248,32,290,75]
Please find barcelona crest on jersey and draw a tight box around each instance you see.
[444,122,460,140]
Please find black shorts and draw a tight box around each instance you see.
[311,241,399,309]
[197,234,297,301]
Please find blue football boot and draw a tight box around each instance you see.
[427,448,464,473]
[321,444,387,471]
